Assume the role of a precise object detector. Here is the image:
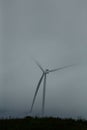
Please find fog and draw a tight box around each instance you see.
[0,0,87,119]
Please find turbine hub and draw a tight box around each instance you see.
[45,69,49,74]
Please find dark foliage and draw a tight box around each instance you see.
[0,116,87,130]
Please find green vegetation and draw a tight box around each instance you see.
[0,116,87,130]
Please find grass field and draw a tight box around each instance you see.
[0,116,87,130]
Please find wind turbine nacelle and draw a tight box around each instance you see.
[45,69,49,74]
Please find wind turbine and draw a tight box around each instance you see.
[30,60,75,116]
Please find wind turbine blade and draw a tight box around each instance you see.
[33,59,44,72]
[30,73,44,113]
[48,64,75,73]
[42,74,46,116]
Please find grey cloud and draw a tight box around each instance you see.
[1,0,87,118]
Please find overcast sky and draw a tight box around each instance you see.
[0,0,87,118]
